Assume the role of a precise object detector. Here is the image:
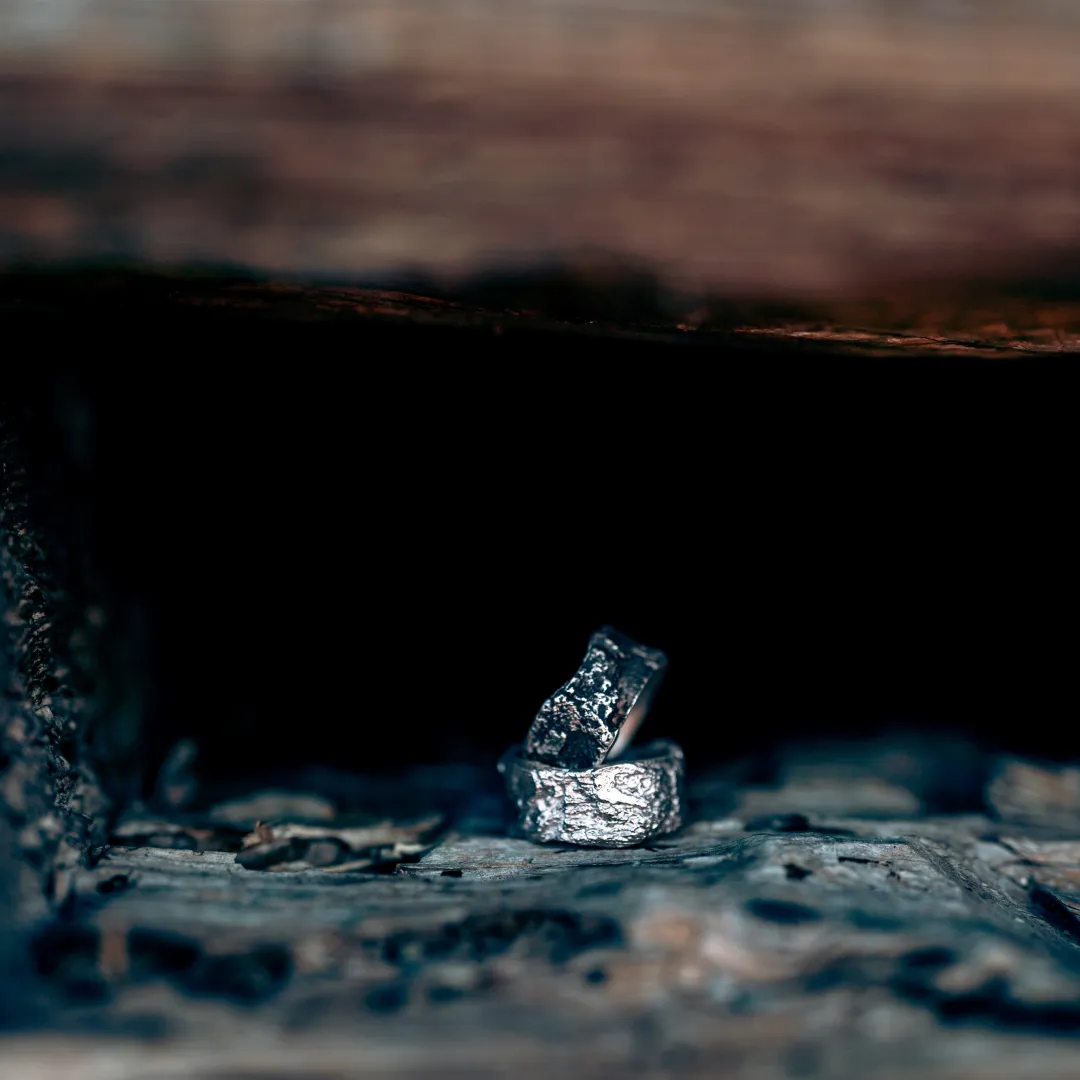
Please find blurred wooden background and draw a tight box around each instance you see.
[3,0,1080,307]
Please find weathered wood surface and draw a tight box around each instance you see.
[3,2,1080,302]
[7,747,1080,1078]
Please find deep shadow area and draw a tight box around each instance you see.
[1,270,1077,814]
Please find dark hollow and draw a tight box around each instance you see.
[1,271,1077,816]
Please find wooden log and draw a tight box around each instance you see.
[7,747,1080,1077]
[3,2,1080,302]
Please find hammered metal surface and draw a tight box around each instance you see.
[500,739,684,847]
[524,627,668,770]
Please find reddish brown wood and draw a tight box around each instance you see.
[3,2,1080,306]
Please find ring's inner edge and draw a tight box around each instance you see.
[605,667,664,762]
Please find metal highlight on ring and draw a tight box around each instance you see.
[501,628,684,848]
[524,626,668,770]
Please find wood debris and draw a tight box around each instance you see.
[988,759,1080,829]
[237,814,445,872]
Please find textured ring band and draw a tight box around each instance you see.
[500,739,685,848]
[524,626,668,770]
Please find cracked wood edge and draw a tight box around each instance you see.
[1,275,1077,353]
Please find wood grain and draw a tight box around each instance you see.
[3,2,1080,300]
[9,744,1080,1078]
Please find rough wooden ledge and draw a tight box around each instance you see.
[8,748,1080,1078]
[2,272,1078,354]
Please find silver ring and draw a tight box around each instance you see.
[524,625,668,770]
[499,739,685,848]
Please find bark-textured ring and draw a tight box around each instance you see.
[524,625,668,770]
[499,739,685,848]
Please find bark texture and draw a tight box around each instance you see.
[5,748,1080,1077]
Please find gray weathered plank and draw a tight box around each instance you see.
[8,750,1080,1079]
